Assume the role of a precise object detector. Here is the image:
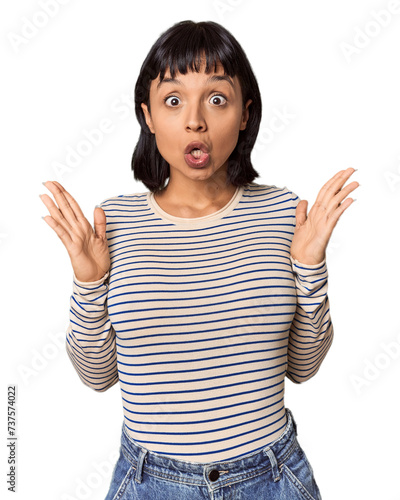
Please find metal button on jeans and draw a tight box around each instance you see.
[208,469,220,481]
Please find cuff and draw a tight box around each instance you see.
[290,256,328,296]
[73,271,110,287]
[290,255,327,273]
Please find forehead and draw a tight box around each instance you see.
[151,67,240,92]
[163,58,224,78]
[152,62,240,92]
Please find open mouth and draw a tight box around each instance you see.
[190,148,203,159]
[184,145,210,168]
[183,141,210,167]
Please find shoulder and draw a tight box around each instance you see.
[97,190,149,211]
[244,182,299,206]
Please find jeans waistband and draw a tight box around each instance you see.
[120,407,299,487]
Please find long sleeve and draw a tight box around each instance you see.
[65,271,118,392]
[285,256,334,384]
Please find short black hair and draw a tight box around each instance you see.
[132,20,262,193]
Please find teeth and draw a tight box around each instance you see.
[190,148,202,158]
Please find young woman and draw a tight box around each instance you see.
[40,20,358,500]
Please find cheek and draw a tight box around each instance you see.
[151,116,172,139]
[154,135,173,158]
[152,123,181,160]
[214,120,241,152]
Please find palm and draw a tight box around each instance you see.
[66,208,110,281]
[290,168,359,265]
[40,181,110,282]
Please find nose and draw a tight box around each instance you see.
[185,103,207,132]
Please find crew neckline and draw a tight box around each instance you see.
[147,185,245,226]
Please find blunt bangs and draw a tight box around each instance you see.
[132,20,262,193]
[154,23,238,85]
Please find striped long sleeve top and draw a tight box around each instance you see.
[66,182,334,462]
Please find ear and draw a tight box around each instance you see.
[141,103,155,134]
[239,99,252,131]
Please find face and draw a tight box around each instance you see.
[141,59,252,186]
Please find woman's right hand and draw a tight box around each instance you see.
[40,180,110,283]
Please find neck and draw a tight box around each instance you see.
[157,170,236,210]
[153,168,239,219]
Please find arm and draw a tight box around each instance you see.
[286,168,358,382]
[66,270,118,392]
[40,180,116,390]
[286,257,333,383]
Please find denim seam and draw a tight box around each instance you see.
[122,441,205,485]
[281,463,318,500]
[122,443,206,486]
[121,444,138,470]
[277,438,299,469]
[141,468,206,486]
[112,466,135,500]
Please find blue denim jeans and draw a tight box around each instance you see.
[105,407,322,500]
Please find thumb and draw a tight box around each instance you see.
[93,205,106,239]
[295,200,308,226]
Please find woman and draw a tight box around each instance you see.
[40,20,358,500]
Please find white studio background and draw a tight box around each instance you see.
[1,0,399,499]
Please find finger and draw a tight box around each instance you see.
[42,214,73,247]
[326,180,359,215]
[326,197,355,228]
[50,181,88,223]
[39,192,73,233]
[93,206,107,239]
[314,170,345,206]
[42,181,80,227]
[295,200,308,226]
[320,168,357,207]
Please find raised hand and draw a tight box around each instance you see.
[290,168,359,265]
[40,181,110,282]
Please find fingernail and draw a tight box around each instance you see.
[353,168,358,172]
[95,205,100,208]
[352,199,357,202]
[41,216,46,219]
[39,194,42,199]
[42,181,47,185]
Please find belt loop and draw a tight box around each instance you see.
[264,446,281,482]
[134,448,148,484]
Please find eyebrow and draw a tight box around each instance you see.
[156,74,235,91]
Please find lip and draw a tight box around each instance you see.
[184,141,210,155]
[184,152,210,168]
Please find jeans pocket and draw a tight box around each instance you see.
[105,447,136,500]
[280,442,322,500]
[112,466,135,500]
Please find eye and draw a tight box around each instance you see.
[164,96,180,107]
[209,94,227,106]
[163,94,228,107]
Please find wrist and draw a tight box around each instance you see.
[290,252,326,266]
[74,271,109,284]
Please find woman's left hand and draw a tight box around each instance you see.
[290,167,359,265]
